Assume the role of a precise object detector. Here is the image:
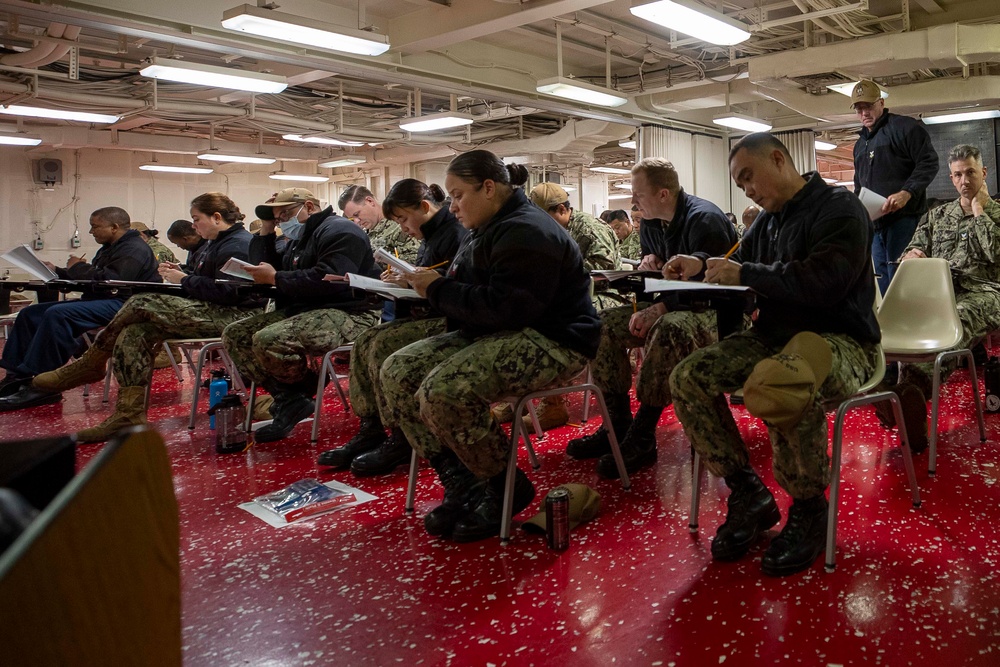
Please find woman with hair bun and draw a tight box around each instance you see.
[317,178,468,475]
[379,149,603,543]
[33,192,265,442]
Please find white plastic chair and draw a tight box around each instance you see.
[877,258,987,474]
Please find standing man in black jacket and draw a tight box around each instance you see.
[568,158,736,478]
[222,188,382,443]
[851,80,939,294]
[668,133,881,577]
[0,206,160,408]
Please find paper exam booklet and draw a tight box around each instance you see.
[346,272,424,301]
[374,247,418,275]
[220,257,255,281]
[644,278,750,293]
[857,187,887,221]
[1,244,59,282]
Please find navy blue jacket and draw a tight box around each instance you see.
[639,190,736,264]
[425,188,601,359]
[416,207,468,269]
[182,238,209,273]
[853,110,939,228]
[180,223,262,308]
[250,206,380,315]
[736,172,880,345]
[56,229,161,300]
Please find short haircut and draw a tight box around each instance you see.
[632,158,680,194]
[167,219,196,238]
[338,184,375,211]
[608,209,630,223]
[91,206,130,228]
[948,144,982,166]
[728,132,793,166]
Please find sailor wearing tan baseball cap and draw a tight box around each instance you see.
[528,182,571,211]
[849,80,883,108]
[254,187,319,222]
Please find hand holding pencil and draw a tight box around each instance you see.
[705,241,742,285]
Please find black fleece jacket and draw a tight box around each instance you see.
[425,188,601,359]
[416,207,468,269]
[639,189,736,263]
[182,238,209,273]
[853,110,938,228]
[735,172,880,345]
[249,206,380,314]
[180,223,262,308]
[55,229,161,299]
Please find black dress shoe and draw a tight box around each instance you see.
[0,385,61,412]
[0,375,31,398]
[350,429,412,476]
[451,468,536,543]
[317,418,386,468]
[761,495,828,577]
[711,467,780,561]
[254,394,314,443]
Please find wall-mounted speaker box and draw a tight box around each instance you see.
[32,158,63,186]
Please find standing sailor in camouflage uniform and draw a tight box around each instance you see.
[880,144,1000,451]
[567,158,735,479]
[380,151,601,543]
[667,133,880,577]
[222,188,382,443]
[28,193,265,440]
[317,179,468,475]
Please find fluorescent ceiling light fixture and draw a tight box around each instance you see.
[536,77,628,108]
[0,104,119,124]
[0,133,42,146]
[562,185,577,192]
[399,112,474,133]
[712,113,772,133]
[815,140,838,151]
[139,57,287,94]
[836,181,854,186]
[318,156,367,168]
[269,171,329,182]
[589,166,631,175]
[615,183,632,190]
[827,81,889,99]
[282,133,364,147]
[608,193,632,200]
[197,150,276,165]
[619,139,637,149]
[222,4,390,56]
[139,162,214,174]
[922,109,1000,125]
[630,0,751,46]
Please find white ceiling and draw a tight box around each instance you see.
[0,0,996,170]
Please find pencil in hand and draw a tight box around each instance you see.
[722,242,740,260]
[424,260,450,271]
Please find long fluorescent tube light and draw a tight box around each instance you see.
[282,133,364,147]
[399,112,474,133]
[630,0,751,46]
[536,77,628,107]
[619,139,637,149]
[827,81,889,99]
[197,151,276,165]
[139,163,214,174]
[140,57,287,94]
[318,156,367,168]
[922,110,1000,125]
[269,172,330,182]
[615,183,632,190]
[815,140,838,151]
[608,194,632,200]
[590,166,632,175]
[712,113,772,133]
[222,4,390,56]
[0,104,119,124]
[0,133,42,146]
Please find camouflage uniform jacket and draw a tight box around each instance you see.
[905,197,1000,294]
[367,218,420,265]
[565,210,621,272]
[619,230,641,261]
[145,236,178,263]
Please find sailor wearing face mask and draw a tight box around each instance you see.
[221,188,383,443]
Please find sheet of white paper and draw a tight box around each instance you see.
[220,257,255,281]
[238,480,378,528]
[0,244,59,281]
[373,247,418,275]
[644,278,750,293]
[858,187,887,221]
[346,272,422,300]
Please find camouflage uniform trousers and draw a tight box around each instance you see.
[222,307,379,386]
[380,328,588,479]
[590,303,718,406]
[669,331,878,499]
[348,316,445,423]
[85,293,260,386]
[901,289,1000,394]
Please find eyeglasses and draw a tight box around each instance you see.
[274,203,303,222]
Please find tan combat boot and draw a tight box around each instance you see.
[522,395,569,435]
[76,386,147,443]
[33,345,111,392]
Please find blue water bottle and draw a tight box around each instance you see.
[208,370,228,429]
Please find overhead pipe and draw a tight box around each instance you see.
[0,23,66,67]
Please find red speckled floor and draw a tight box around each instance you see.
[1,353,999,666]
